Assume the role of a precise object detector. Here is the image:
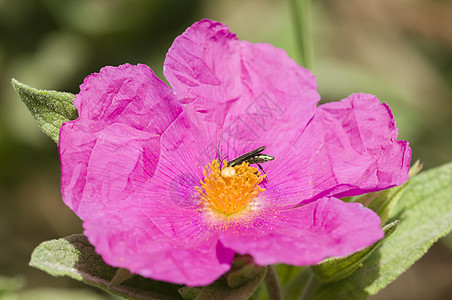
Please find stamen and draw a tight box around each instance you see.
[195,159,266,215]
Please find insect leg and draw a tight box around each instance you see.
[256,163,269,180]
[217,141,223,169]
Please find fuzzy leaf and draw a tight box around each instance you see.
[312,162,452,299]
[194,266,267,300]
[178,286,201,300]
[29,234,182,300]
[226,255,264,289]
[11,79,77,143]
[109,268,133,287]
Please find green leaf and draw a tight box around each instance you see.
[226,255,264,289]
[0,275,25,294]
[194,265,267,300]
[1,288,107,300]
[281,268,313,300]
[29,234,183,300]
[311,220,399,283]
[109,268,133,287]
[273,264,305,287]
[178,286,201,300]
[11,79,77,143]
[312,162,452,299]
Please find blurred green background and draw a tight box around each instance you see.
[1,0,452,299]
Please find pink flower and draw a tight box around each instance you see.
[59,19,411,286]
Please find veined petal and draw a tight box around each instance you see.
[151,111,222,200]
[219,197,384,266]
[307,93,411,199]
[83,197,234,287]
[164,19,319,158]
[59,123,160,214]
[264,93,411,206]
[59,64,181,214]
[74,63,181,134]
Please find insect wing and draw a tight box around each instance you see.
[227,146,266,167]
[245,154,274,165]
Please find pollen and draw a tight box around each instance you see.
[221,166,236,178]
[195,159,266,216]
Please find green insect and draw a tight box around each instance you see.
[227,146,274,175]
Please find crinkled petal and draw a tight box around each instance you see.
[60,65,235,285]
[60,123,160,214]
[307,93,411,199]
[74,63,181,134]
[164,19,319,158]
[220,197,384,266]
[263,93,411,206]
[59,64,181,214]
[83,196,234,286]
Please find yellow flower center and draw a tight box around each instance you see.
[195,159,266,216]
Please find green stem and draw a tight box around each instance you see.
[265,265,282,300]
[291,0,313,70]
[299,270,319,300]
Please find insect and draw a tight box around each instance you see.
[226,146,274,176]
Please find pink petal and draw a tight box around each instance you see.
[264,93,411,206]
[151,111,222,200]
[59,123,160,214]
[83,197,234,286]
[308,93,411,198]
[220,197,384,266]
[70,111,236,286]
[164,19,319,158]
[74,63,181,134]
[60,64,236,285]
[59,64,181,214]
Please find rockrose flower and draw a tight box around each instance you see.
[59,19,411,286]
